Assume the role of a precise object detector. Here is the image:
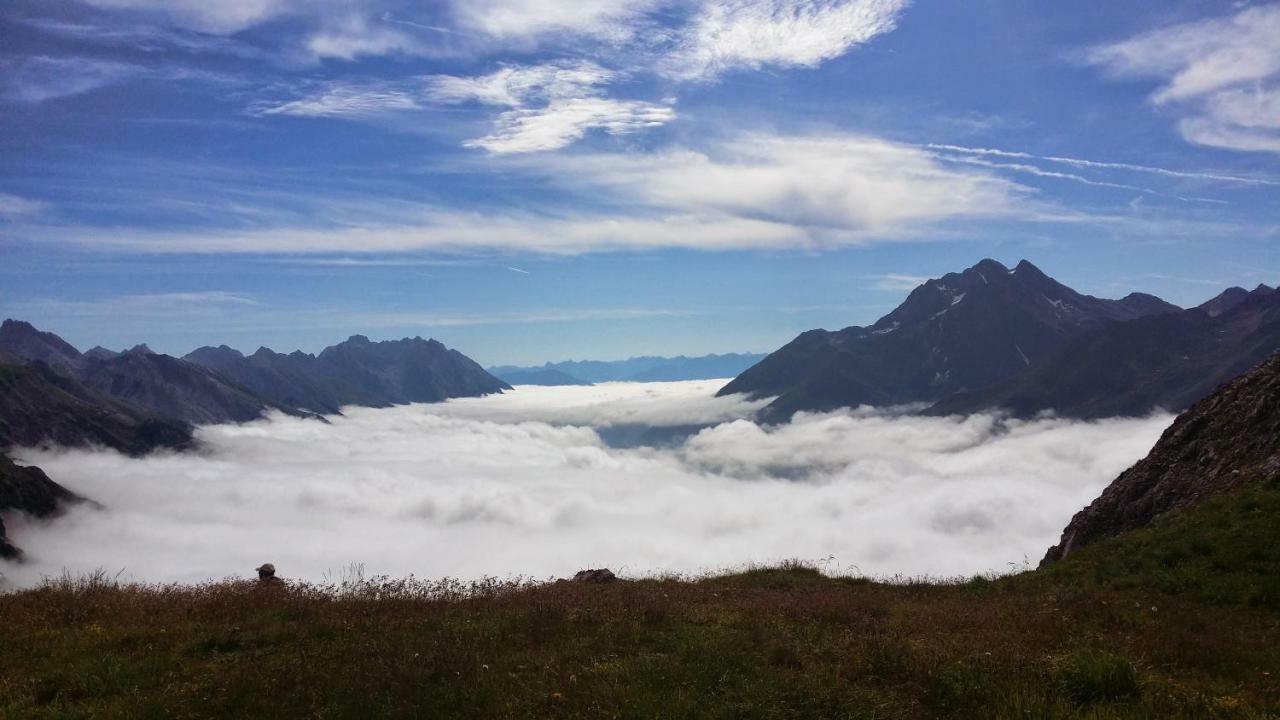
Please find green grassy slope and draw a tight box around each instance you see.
[2,478,1278,719]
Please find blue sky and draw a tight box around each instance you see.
[1,0,1277,365]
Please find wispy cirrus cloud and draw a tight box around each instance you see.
[469,96,676,153]
[256,61,678,152]
[448,0,666,44]
[1084,4,1280,154]
[539,133,1029,233]
[32,132,1036,254]
[252,83,422,118]
[0,193,47,219]
[866,273,929,291]
[7,291,259,320]
[0,56,143,103]
[925,143,1280,186]
[427,61,676,153]
[0,55,241,104]
[663,0,909,81]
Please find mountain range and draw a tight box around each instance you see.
[929,282,1279,418]
[490,352,766,386]
[0,320,510,426]
[721,259,1278,423]
[0,321,510,559]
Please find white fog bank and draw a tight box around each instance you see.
[1,381,1173,588]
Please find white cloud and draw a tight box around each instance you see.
[425,61,676,153]
[303,14,426,61]
[0,56,143,104]
[81,0,292,35]
[256,62,676,152]
[430,379,769,426]
[665,0,909,81]
[0,193,47,219]
[45,132,1034,253]
[468,97,676,153]
[7,292,259,325]
[253,84,422,118]
[449,0,664,44]
[1,381,1172,587]
[425,62,618,106]
[54,212,809,254]
[1085,4,1280,154]
[925,143,1280,187]
[1,56,240,105]
[867,273,929,291]
[546,134,1029,233]
[78,0,432,61]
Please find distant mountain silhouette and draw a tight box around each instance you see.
[2,320,508,428]
[186,335,511,411]
[719,259,1181,421]
[78,351,306,425]
[84,346,121,362]
[490,353,766,385]
[495,368,592,386]
[1044,349,1280,563]
[184,345,345,415]
[311,335,511,405]
[929,284,1280,419]
[1197,284,1272,318]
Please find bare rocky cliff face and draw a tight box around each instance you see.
[1044,351,1280,564]
[0,454,81,560]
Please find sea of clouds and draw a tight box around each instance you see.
[1,380,1173,588]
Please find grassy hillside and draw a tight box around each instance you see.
[3,478,1278,719]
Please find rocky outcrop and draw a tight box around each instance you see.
[0,454,81,560]
[1043,350,1280,564]
[572,568,618,583]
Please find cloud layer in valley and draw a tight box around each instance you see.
[1,381,1172,589]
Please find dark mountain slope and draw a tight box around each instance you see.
[79,351,302,426]
[929,286,1280,419]
[184,346,345,415]
[187,336,508,410]
[0,362,192,455]
[84,346,121,361]
[0,321,298,426]
[0,320,85,376]
[312,335,510,406]
[1043,349,1280,564]
[1199,284,1273,318]
[719,259,1179,420]
[0,454,81,560]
